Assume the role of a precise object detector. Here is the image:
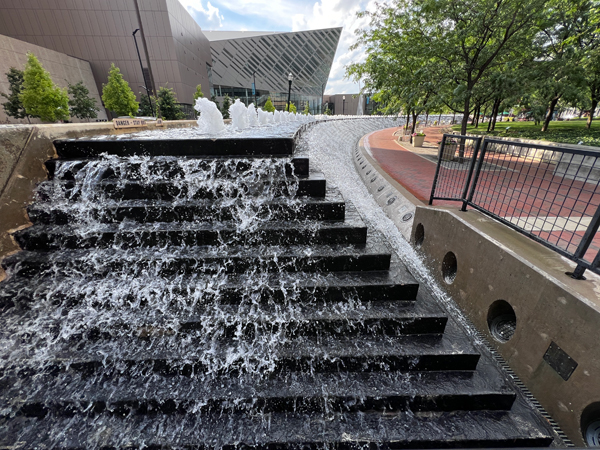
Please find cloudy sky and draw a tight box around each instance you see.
[177,0,377,94]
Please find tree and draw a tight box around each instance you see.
[211,94,220,111]
[68,81,98,121]
[263,97,275,112]
[323,104,332,115]
[102,63,138,117]
[288,102,297,113]
[303,102,310,115]
[193,84,204,101]
[221,95,232,119]
[20,52,69,122]
[1,67,31,122]
[350,0,547,136]
[138,92,157,116]
[531,0,587,131]
[193,84,204,118]
[156,85,185,120]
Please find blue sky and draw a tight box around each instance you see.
[177,0,377,94]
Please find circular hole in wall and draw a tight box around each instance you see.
[414,223,424,248]
[441,251,457,284]
[582,403,600,447]
[487,300,516,343]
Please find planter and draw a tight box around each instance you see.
[413,135,426,147]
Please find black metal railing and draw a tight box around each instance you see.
[430,134,600,279]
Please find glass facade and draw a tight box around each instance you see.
[206,28,341,114]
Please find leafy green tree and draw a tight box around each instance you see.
[350,0,546,136]
[531,0,586,131]
[263,97,275,113]
[288,102,297,113]
[20,52,69,122]
[1,67,32,122]
[156,86,185,120]
[193,84,204,101]
[193,84,204,118]
[323,104,332,115]
[102,63,138,117]
[221,95,232,119]
[138,92,157,116]
[303,102,310,115]
[68,81,98,121]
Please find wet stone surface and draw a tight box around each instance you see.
[0,120,562,448]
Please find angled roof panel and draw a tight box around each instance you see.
[208,27,342,96]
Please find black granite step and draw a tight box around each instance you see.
[14,212,367,251]
[45,156,310,183]
[54,137,295,158]
[3,238,394,277]
[0,407,554,449]
[27,190,343,225]
[40,173,326,202]
[0,364,516,419]
[0,261,419,312]
[0,301,447,350]
[3,326,481,377]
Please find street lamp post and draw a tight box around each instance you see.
[342,95,346,115]
[133,29,154,117]
[287,73,293,112]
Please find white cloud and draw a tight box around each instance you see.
[179,0,225,29]
[291,0,377,94]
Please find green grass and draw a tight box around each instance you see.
[451,118,600,147]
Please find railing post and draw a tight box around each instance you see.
[570,202,600,279]
[463,138,489,210]
[429,134,448,205]
[460,137,483,212]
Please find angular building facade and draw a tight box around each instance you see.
[204,29,341,114]
[0,0,341,119]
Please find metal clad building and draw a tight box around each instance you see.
[204,28,341,113]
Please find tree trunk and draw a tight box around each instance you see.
[491,99,501,131]
[474,104,481,128]
[452,111,456,124]
[460,96,470,136]
[482,104,489,125]
[471,104,479,126]
[587,94,598,129]
[438,112,442,124]
[542,96,560,132]
[425,112,429,126]
[410,110,418,143]
[405,110,410,134]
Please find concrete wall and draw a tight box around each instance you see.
[411,206,600,446]
[0,120,196,280]
[0,34,108,124]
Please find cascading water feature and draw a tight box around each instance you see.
[0,118,562,448]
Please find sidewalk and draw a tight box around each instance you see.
[367,126,453,205]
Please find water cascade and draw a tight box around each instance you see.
[0,119,561,448]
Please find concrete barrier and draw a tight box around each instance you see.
[0,121,197,280]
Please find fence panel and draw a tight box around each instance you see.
[465,138,600,278]
[429,135,482,204]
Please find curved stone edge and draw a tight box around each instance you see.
[353,130,424,241]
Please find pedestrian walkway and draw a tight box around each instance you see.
[367,126,453,205]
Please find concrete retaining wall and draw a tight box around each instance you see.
[0,121,196,279]
[411,206,600,446]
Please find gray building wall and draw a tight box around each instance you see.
[329,94,364,115]
[0,34,107,124]
[0,0,212,114]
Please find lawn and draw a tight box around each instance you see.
[451,118,600,147]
